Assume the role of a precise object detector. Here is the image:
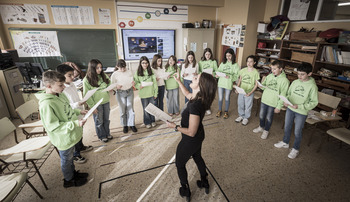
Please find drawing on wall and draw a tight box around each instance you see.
[222,24,242,47]
[51,5,94,25]
[10,30,61,57]
[0,4,50,25]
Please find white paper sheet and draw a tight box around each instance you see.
[117,76,133,90]
[216,72,226,77]
[202,68,213,75]
[104,67,115,73]
[278,95,293,106]
[81,88,99,103]
[145,103,172,122]
[98,8,111,25]
[257,80,267,89]
[158,72,171,79]
[83,98,103,120]
[234,86,246,95]
[0,4,50,25]
[102,83,118,92]
[73,79,83,88]
[141,81,153,87]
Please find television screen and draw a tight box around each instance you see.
[121,29,175,61]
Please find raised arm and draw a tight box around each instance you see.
[173,72,192,100]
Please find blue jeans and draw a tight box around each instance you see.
[237,93,254,119]
[154,85,165,111]
[259,102,275,131]
[218,87,231,112]
[183,79,192,103]
[74,138,84,157]
[59,146,75,181]
[116,89,135,127]
[166,88,179,114]
[141,97,156,125]
[93,102,110,140]
[283,108,307,150]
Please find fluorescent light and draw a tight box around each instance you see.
[338,2,350,6]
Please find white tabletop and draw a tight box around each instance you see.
[0,180,17,201]
[0,136,50,156]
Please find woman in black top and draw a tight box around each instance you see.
[167,72,217,201]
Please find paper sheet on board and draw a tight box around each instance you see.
[83,98,103,120]
[216,71,226,77]
[81,88,99,103]
[141,81,153,87]
[278,95,293,106]
[102,83,119,92]
[145,103,172,122]
[117,76,133,90]
[234,86,246,95]
[203,68,213,75]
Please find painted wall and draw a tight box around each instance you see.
[117,0,225,7]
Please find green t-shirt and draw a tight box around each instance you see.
[261,71,290,109]
[198,60,218,76]
[238,67,260,93]
[133,69,158,98]
[164,66,179,90]
[83,74,111,108]
[217,62,240,90]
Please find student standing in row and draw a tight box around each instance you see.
[253,60,290,139]
[199,48,218,115]
[181,51,198,103]
[235,55,260,126]
[83,59,113,143]
[216,48,240,119]
[56,64,93,164]
[164,55,180,116]
[274,62,318,159]
[151,54,165,111]
[36,71,88,188]
[110,59,137,134]
[134,56,158,129]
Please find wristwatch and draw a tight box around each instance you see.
[175,125,180,131]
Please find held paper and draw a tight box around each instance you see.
[102,83,119,92]
[141,81,153,87]
[81,88,99,103]
[145,103,172,122]
[216,72,226,77]
[234,86,246,95]
[202,68,213,75]
[278,95,293,106]
[83,98,103,120]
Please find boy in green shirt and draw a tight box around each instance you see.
[36,71,88,188]
[274,62,318,159]
[253,60,290,139]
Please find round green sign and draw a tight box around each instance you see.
[145,12,151,19]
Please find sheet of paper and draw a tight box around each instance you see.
[73,79,83,88]
[104,67,115,73]
[145,103,172,122]
[257,80,266,88]
[216,72,226,77]
[117,76,133,90]
[158,72,171,79]
[102,83,118,92]
[81,88,99,103]
[83,98,103,120]
[278,95,293,106]
[141,81,153,87]
[202,68,213,75]
[234,86,246,95]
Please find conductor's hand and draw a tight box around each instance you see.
[166,121,176,129]
[80,110,88,115]
[79,119,87,127]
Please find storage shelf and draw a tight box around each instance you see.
[279,58,303,64]
[315,82,349,94]
[282,47,316,53]
[257,48,280,52]
[313,73,350,84]
[282,40,318,45]
[315,60,350,68]
[256,54,279,59]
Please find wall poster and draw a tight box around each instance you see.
[0,4,50,25]
[222,24,242,47]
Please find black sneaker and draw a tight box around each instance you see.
[130,126,138,132]
[123,126,128,133]
[73,156,87,164]
[100,138,108,143]
[107,135,113,140]
[63,177,88,188]
[74,170,89,179]
[80,145,93,153]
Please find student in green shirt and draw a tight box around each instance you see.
[199,48,218,115]
[216,48,240,119]
[83,59,113,143]
[164,55,180,116]
[252,60,290,139]
[235,55,260,125]
[274,62,318,159]
[134,56,158,129]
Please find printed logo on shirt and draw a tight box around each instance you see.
[242,75,252,84]
[222,64,232,73]
[203,63,210,69]
[267,79,278,91]
[293,85,305,97]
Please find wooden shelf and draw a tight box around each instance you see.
[315,82,349,94]
[315,60,350,68]
[257,48,280,52]
[282,40,318,44]
[279,58,303,64]
[313,73,350,84]
[256,55,279,59]
[282,47,316,53]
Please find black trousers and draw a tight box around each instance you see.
[175,138,207,186]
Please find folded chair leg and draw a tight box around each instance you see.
[31,161,48,190]
[26,179,43,199]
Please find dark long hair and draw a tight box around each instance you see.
[222,48,236,64]
[246,55,258,68]
[201,48,214,61]
[192,72,217,110]
[184,51,196,68]
[165,55,177,71]
[137,56,153,76]
[86,59,109,87]
[114,59,126,71]
[151,54,163,69]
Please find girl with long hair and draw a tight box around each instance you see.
[180,51,199,103]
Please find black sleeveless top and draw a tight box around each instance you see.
[180,99,206,142]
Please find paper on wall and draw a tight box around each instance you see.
[83,98,103,120]
[216,72,226,77]
[234,86,246,95]
[102,83,119,92]
[98,8,111,25]
[0,4,50,25]
[81,88,99,103]
[141,81,153,87]
[278,95,293,106]
[202,68,213,75]
[145,103,172,122]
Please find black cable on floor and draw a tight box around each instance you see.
[206,165,230,202]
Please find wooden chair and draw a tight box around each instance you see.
[0,172,43,201]
[16,100,45,140]
[326,127,350,149]
[0,117,55,191]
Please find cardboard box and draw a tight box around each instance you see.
[290,31,320,42]
[291,51,315,64]
[257,23,268,33]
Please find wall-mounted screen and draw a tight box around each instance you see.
[121,29,175,61]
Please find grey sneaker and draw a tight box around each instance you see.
[242,118,249,126]
[235,116,243,123]
[288,148,299,159]
[107,135,113,140]
[146,124,152,129]
[100,138,108,143]
[274,141,289,148]
[261,130,269,139]
[151,122,157,127]
[253,126,264,133]
[74,156,87,164]
[80,146,93,153]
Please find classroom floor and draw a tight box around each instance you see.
[2,91,350,202]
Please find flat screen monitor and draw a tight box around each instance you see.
[121,29,175,61]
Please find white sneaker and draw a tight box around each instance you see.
[151,122,157,127]
[242,119,249,126]
[274,141,289,148]
[141,124,145,128]
[146,124,152,129]
[261,130,269,139]
[253,126,264,133]
[206,110,211,115]
[235,117,243,123]
[288,148,299,159]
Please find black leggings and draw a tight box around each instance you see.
[175,138,207,186]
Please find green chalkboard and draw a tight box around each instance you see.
[9,28,117,70]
